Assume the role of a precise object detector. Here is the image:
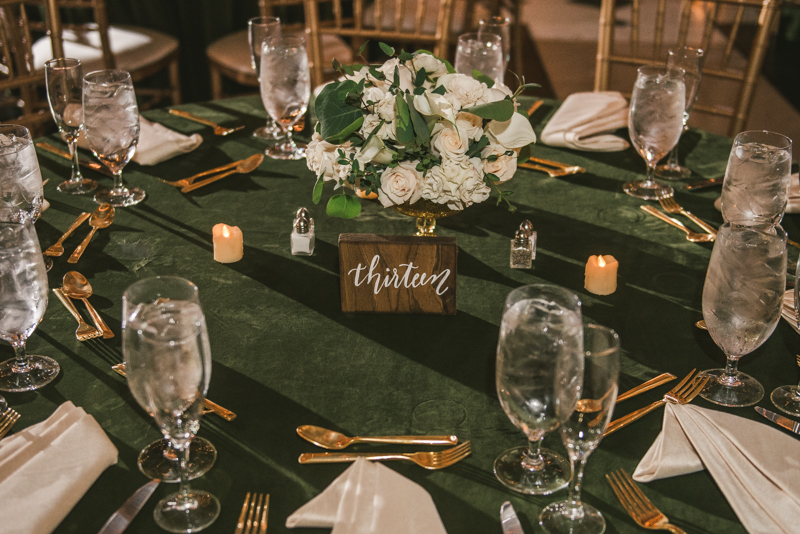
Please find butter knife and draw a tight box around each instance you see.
[97,480,159,534]
[501,501,524,534]
[36,142,115,178]
[755,406,800,434]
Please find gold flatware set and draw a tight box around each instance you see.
[159,153,264,193]
[0,406,20,440]
[520,157,586,177]
[640,205,715,243]
[51,271,113,341]
[45,204,115,262]
[607,468,687,533]
[235,492,269,534]
[297,424,457,449]
[169,109,245,136]
[36,142,115,177]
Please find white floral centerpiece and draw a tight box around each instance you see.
[307,44,538,219]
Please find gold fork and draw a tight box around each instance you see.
[298,440,472,470]
[640,205,715,243]
[604,370,710,436]
[51,288,103,341]
[168,109,244,136]
[607,469,687,533]
[44,212,91,257]
[158,159,244,189]
[657,195,718,236]
[519,160,586,177]
[235,492,269,534]
[0,408,21,439]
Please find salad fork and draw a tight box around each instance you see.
[168,109,244,136]
[606,469,686,533]
[52,288,103,341]
[657,195,717,236]
[298,440,471,470]
[0,407,20,439]
[640,205,715,243]
[235,492,269,534]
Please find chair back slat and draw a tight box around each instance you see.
[720,4,745,69]
[414,0,426,37]
[654,0,667,59]
[394,0,404,34]
[699,2,718,55]
[630,0,639,56]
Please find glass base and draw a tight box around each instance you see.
[540,501,606,534]
[622,180,674,200]
[58,178,98,194]
[94,187,145,207]
[154,490,220,533]
[44,255,53,272]
[494,446,570,495]
[265,141,306,161]
[771,386,800,416]
[253,126,281,140]
[138,437,217,483]
[700,368,764,407]
[0,355,60,392]
[655,163,691,180]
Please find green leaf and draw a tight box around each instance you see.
[471,70,495,88]
[398,50,413,62]
[395,94,414,144]
[342,63,355,76]
[517,143,532,163]
[431,85,446,95]
[413,86,426,95]
[466,135,490,157]
[414,68,428,87]
[358,40,370,57]
[379,42,395,57]
[327,194,362,218]
[316,80,365,142]
[463,98,515,121]
[406,93,430,143]
[413,50,455,73]
[312,176,324,204]
[368,66,385,81]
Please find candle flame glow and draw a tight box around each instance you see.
[598,255,606,267]
[222,225,230,238]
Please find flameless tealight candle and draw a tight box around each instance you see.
[585,254,618,295]
[212,223,243,263]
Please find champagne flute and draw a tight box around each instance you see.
[623,65,685,200]
[0,216,58,392]
[83,69,145,207]
[700,218,787,407]
[454,32,504,84]
[123,276,220,532]
[260,35,310,160]
[655,47,704,180]
[770,257,800,415]
[539,324,620,534]
[495,284,584,495]
[44,58,98,194]
[248,16,282,140]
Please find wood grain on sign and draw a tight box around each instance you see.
[338,234,457,314]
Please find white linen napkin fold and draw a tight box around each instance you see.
[633,403,800,534]
[77,116,202,166]
[286,458,448,534]
[539,91,630,152]
[0,401,118,534]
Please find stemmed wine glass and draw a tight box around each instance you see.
[44,58,98,194]
[123,276,220,533]
[495,284,584,495]
[0,125,44,221]
[770,259,800,415]
[655,47,704,180]
[454,33,504,83]
[623,65,685,200]
[260,35,310,160]
[477,17,511,72]
[248,16,282,140]
[83,69,144,207]
[0,216,58,392]
[539,324,620,534]
[700,218,787,407]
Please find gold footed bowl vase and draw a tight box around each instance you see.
[391,199,461,237]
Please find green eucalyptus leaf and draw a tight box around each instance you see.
[466,135,489,158]
[414,68,428,87]
[379,42,395,57]
[358,40,370,57]
[406,93,430,143]
[395,94,414,143]
[316,80,365,142]
[312,176,324,204]
[431,85,446,95]
[398,50,413,62]
[517,143,532,163]
[327,194,362,218]
[463,98,515,121]
[471,70,495,88]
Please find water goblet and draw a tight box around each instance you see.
[623,65,685,200]
[83,69,145,207]
[539,324,620,534]
[260,35,310,160]
[0,216,58,392]
[123,276,220,532]
[700,218,787,407]
[720,130,792,225]
[44,58,98,194]
[248,16,282,140]
[454,32,504,84]
[495,284,584,495]
[0,125,44,221]
[655,47,704,180]
[477,16,511,71]
[770,258,800,415]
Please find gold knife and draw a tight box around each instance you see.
[36,142,115,178]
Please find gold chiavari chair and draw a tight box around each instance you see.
[0,0,63,136]
[206,0,352,99]
[594,0,783,136]
[304,0,456,88]
[28,0,181,109]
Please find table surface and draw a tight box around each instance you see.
[9,95,799,534]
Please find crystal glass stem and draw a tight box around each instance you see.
[567,458,588,508]
[718,356,742,387]
[524,438,545,470]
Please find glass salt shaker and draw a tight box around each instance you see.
[291,207,315,256]
[510,229,532,269]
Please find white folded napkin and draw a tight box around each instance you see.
[77,116,202,166]
[539,91,630,152]
[286,458,448,534]
[633,403,800,534]
[780,289,799,334]
[0,401,118,534]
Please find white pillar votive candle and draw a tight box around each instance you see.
[212,223,243,263]
[585,255,618,295]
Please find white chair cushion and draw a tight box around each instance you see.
[207,28,353,75]
[31,25,178,74]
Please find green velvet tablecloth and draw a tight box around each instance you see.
[11,95,799,534]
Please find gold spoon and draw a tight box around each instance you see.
[296,425,458,450]
[181,154,264,193]
[68,203,115,263]
[62,271,114,339]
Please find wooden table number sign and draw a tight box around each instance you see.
[338,234,457,314]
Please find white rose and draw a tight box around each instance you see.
[455,112,483,142]
[378,58,414,92]
[431,122,468,157]
[378,160,423,207]
[458,156,491,207]
[413,92,456,123]
[437,73,487,108]
[363,86,385,106]
[356,135,395,166]
[407,53,449,80]
[360,113,396,142]
[307,132,350,182]
[483,84,513,103]
[481,144,517,183]
[375,92,396,122]
[486,112,537,149]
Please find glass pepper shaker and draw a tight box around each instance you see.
[520,219,537,256]
[291,207,315,256]
[510,229,532,269]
